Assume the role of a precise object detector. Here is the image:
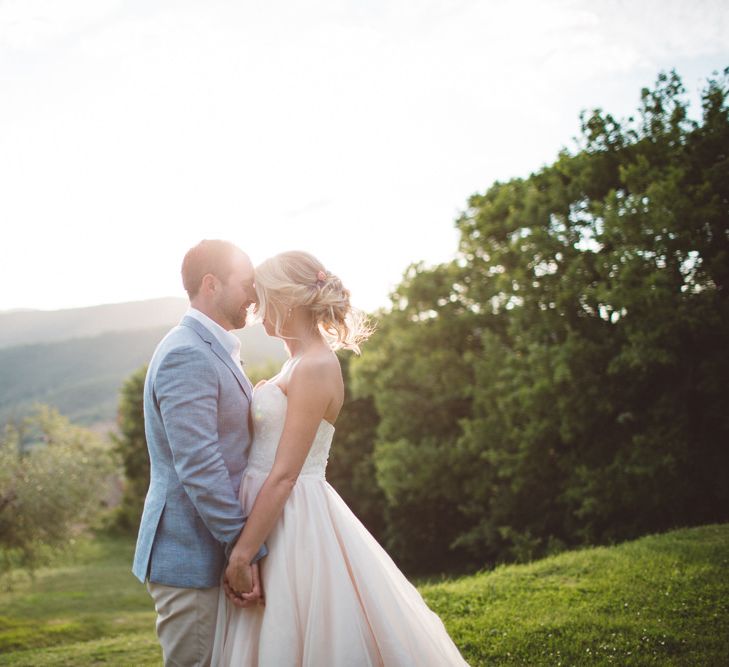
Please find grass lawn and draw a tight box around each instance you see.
[0,538,159,666]
[1,524,727,666]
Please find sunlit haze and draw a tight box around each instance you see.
[1,0,727,313]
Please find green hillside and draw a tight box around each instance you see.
[0,524,726,665]
[0,322,286,427]
[423,523,728,665]
[0,327,170,426]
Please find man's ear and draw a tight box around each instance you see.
[201,273,218,295]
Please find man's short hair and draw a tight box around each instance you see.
[181,239,239,299]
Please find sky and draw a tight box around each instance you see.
[1,0,728,313]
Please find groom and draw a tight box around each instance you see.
[132,239,266,666]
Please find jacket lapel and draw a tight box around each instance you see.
[181,316,253,403]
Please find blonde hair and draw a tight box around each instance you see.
[254,251,373,353]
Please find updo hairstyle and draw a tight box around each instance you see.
[254,251,372,353]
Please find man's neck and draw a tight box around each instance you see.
[189,302,230,331]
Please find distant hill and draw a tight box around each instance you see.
[0,299,287,427]
[0,297,189,348]
[0,327,169,426]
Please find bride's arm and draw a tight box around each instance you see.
[226,357,333,585]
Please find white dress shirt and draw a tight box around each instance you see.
[186,307,242,367]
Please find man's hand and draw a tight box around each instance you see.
[223,561,263,609]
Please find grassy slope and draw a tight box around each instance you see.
[423,524,729,666]
[0,539,160,666]
[1,524,727,666]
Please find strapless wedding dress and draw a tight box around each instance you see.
[211,380,469,666]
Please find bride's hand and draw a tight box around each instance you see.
[244,562,264,606]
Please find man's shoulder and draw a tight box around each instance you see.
[159,322,204,349]
[150,324,210,369]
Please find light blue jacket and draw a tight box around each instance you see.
[132,315,263,588]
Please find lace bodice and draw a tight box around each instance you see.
[246,381,335,479]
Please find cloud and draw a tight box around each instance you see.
[0,0,122,51]
[590,0,729,63]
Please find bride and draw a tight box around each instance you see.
[211,251,468,666]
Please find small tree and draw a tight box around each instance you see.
[111,366,149,533]
[0,406,114,576]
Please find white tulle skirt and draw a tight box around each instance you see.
[211,470,469,666]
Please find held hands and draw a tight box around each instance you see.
[224,559,263,609]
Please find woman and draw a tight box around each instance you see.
[212,251,468,666]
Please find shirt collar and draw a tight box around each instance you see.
[185,307,241,361]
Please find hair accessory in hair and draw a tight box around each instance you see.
[316,270,327,287]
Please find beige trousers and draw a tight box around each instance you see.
[146,581,220,667]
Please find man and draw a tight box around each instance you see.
[132,239,266,666]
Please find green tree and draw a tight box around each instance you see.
[325,352,386,542]
[456,69,729,558]
[0,406,114,575]
[352,263,483,572]
[111,366,149,533]
[351,68,729,569]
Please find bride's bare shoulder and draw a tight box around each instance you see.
[292,349,342,386]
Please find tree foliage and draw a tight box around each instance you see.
[0,406,114,574]
[111,366,149,533]
[326,353,386,542]
[351,68,729,570]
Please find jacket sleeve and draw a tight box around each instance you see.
[155,345,246,555]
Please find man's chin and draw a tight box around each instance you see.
[232,312,249,330]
